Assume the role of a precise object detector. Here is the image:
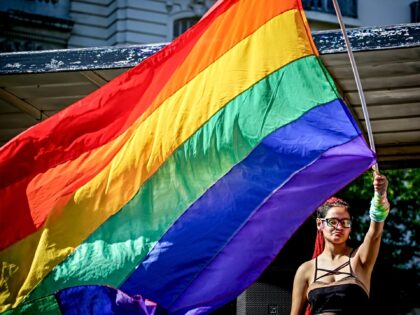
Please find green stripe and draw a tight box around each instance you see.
[2,296,60,315]
[28,55,338,302]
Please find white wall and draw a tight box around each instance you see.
[68,0,170,47]
[68,0,216,48]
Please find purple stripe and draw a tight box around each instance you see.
[169,135,375,314]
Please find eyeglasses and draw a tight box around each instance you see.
[321,217,352,228]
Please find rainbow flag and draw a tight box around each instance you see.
[0,0,375,314]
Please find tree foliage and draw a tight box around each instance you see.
[338,168,420,271]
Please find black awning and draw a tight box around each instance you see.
[0,23,419,168]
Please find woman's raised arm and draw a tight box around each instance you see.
[357,172,390,269]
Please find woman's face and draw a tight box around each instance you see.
[317,206,352,245]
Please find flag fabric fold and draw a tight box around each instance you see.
[0,0,375,314]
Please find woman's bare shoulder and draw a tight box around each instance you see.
[295,259,315,281]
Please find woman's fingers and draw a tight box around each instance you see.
[373,173,388,195]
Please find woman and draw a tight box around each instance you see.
[290,172,390,315]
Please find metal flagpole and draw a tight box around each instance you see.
[331,0,379,171]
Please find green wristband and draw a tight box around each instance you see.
[369,192,390,222]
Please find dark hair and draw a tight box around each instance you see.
[317,197,351,219]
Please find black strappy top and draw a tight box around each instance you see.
[307,250,369,315]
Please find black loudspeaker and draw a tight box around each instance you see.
[236,279,292,315]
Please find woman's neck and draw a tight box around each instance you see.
[322,242,350,260]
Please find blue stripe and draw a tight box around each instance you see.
[120,99,362,307]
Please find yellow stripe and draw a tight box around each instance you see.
[0,9,313,311]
